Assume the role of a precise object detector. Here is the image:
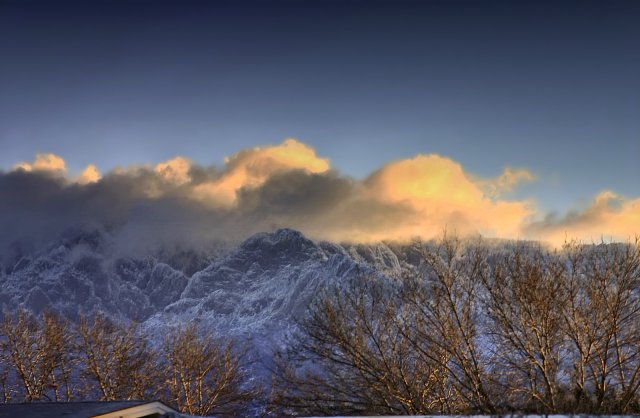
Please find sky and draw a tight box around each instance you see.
[0,0,639,249]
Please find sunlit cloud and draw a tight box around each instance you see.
[1,139,638,251]
[77,164,101,184]
[14,153,67,173]
[154,156,192,186]
[477,167,535,198]
[192,138,330,206]
[12,154,102,185]
[361,155,535,240]
[527,191,640,246]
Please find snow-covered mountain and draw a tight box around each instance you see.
[0,228,415,347]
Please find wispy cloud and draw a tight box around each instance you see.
[526,191,640,245]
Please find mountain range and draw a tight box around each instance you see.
[0,227,420,367]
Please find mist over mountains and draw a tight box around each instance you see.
[2,140,638,258]
[0,225,412,338]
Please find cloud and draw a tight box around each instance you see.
[478,167,535,198]
[78,164,101,184]
[14,153,67,173]
[192,138,330,206]
[154,157,192,185]
[233,170,416,243]
[0,138,638,259]
[361,155,535,240]
[526,191,640,246]
[221,152,535,243]
[12,154,102,185]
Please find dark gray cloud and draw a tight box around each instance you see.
[3,141,635,260]
[0,164,412,263]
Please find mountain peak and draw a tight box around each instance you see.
[273,227,307,241]
[241,228,315,254]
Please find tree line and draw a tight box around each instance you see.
[0,311,257,416]
[1,237,639,416]
[269,237,640,416]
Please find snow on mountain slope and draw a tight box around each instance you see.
[145,229,376,337]
[0,228,412,339]
[0,226,189,321]
[0,226,418,388]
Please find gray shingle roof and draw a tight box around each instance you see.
[0,400,150,418]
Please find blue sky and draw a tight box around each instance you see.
[1,0,639,217]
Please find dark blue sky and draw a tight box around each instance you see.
[1,0,639,212]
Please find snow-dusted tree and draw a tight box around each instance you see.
[41,311,75,401]
[0,309,74,401]
[478,243,567,412]
[159,323,255,417]
[562,240,640,413]
[76,313,156,401]
[269,271,467,416]
[402,235,496,413]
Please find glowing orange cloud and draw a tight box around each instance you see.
[13,154,102,185]
[155,156,192,185]
[529,191,640,246]
[193,138,330,206]
[14,153,67,173]
[77,164,101,184]
[478,167,535,198]
[361,154,535,241]
[7,140,639,246]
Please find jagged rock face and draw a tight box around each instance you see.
[0,227,420,387]
[0,228,189,322]
[0,228,412,338]
[151,228,379,337]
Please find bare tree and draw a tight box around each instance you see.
[159,323,255,417]
[76,313,156,401]
[1,238,639,415]
[403,235,496,413]
[0,317,16,404]
[41,311,75,401]
[478,243,567,412]
[269,276,451,416]
[0,309,73,402]
[269,236,640,415]
[562,240,640,413]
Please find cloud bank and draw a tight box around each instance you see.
[1,139,638,259]
[526,191,640,245]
